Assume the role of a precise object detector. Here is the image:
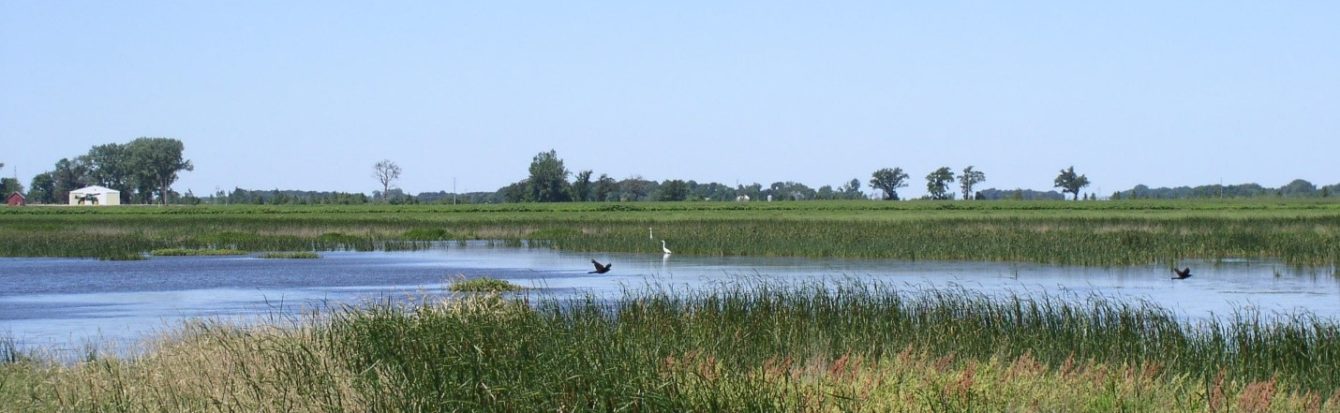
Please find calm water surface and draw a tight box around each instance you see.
[1,242,1337,354]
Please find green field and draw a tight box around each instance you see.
[5,283,1340,412]
[2,199,1338,266]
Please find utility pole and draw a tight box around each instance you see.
[453,177,457,205]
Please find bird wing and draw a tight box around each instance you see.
[591,259,602,269]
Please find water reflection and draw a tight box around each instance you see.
[1,241,1336,354]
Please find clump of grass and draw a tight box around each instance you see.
[318,232,364,245]
[150,248,248,256]
[99,252,145,261]
[448,276,525,293]
[259,251,320,259]
[0,337,26,364]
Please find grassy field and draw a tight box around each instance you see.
[4,283,1340,412]
[2,199,1338,266]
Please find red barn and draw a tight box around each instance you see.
[6,192,24,206]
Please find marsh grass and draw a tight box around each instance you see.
[401,228,465,241]
[1,200,1337,266]
[259,251,320,259]
[5,282,1340,411]
[97,251,146,261]
[448,276,525,293]
[149,248,247,256]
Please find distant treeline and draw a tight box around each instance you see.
[975,188,1066,201]
[498,177,865,203]
[201,188,372,205]
[1112,179,1339,200]
[205,180,865,205]
[197,181,1338,206]
[16,143,1337,205]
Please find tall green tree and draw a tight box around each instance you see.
[128,138,193,205]
[925,167,955,200]
[839,178,863,199]
[655,179,689,201]
[87,143,135,203]
[52,157,92,203]
[690,182,735,201]
[0,178,21,196]
[27,172,56,203]
[1053,166,1090,201]
[571,170,593,202]
[959,166,986,200]
[768,181,816,201]
[1280,179,1316,197]
[817,185,835,199]
[618,176,654,201]
[499,180,528,203]
[593,174,617,202]
[525,150,571,202]
[870,167,909,200]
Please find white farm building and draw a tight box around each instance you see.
[69,186,121,206]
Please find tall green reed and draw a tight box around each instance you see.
[6,281,1340,411]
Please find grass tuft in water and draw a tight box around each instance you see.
[98,252,146,261]
[258,251,320,259]
[150,248,248,256]
[448,276,525,293]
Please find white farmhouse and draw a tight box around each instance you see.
[69,185,121,206]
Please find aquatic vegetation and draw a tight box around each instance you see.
[4,282,1340,411]
[98,251,146,261]
[1,200,1337,266]
[448,276,525,293]
[258,251,320,259]
[401,228,466,241]
[149,248,247,256]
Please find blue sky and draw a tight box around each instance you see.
[3,1,1337,197]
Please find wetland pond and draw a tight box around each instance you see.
[2,241,1338,355]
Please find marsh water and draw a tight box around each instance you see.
[2,241,1338,355]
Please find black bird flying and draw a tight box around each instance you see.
[1172,267,1192,280]
[589,259,612,274]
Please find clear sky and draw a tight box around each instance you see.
[3,1,1337,198]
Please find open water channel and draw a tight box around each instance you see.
[2,241,1337,355]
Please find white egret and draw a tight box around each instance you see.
[661,240,672,255]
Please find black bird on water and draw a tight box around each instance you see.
[1171,267,1192,280]
[589,259,612,274]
